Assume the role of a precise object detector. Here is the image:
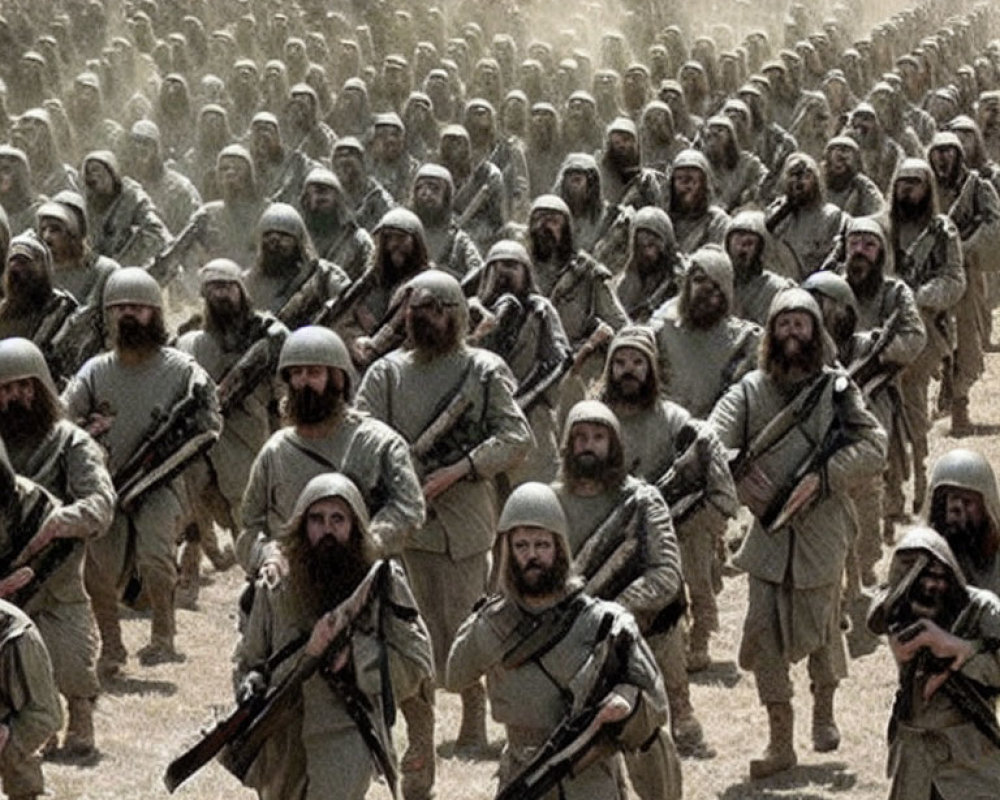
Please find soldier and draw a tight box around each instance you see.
[438,125,506,255]
[867,527,1000,799]
[639,100,689,174]
[472,240,571,485]
[81,150,170,268]
[356,271,532,782]
[926,132,1000,434]
[9,108,78,198]
[652,246,761,419]
[0,595,61,800]
[765,152,845,280]
[597,117,665,210]
[123,121,201,238]
[889,159,965,513]
[725,210,794,327]
[178,104,233,202]
[0,338,114,758]
[562,90,604,156]
[665,149,730,254]
[926,448,1000,594]
[464,97,530,222]
[248,112,321,207]
[409,164,483,283]
[446,481,673,799]
[848,102,905,194]
[614,206,685,324]
[552,153,621,264]
[298,168,373,282]
[285,83,336,167]
[235,473,433,800]
[710,288,886,778]
[65,72,123,162]
[0,234,76,348]
[700,115,768,213]
[369,112,420,205]
[822,136,886,218]
[0,146,43,236]
[62,268,222,670]
[331,137,395,233]
[246,204,349,329]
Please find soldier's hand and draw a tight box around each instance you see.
[306,608,347,657]
[260,549,289,589]
[595,684,639,726]
[422,461,470,502]
[351,336,377,367]
[85,412,114,438]
[0,566,35,599]
[17,514,78,567]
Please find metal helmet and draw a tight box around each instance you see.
[725,209,767,248]
[199,258,247,294]
[258,202,307,240]
[0,337,59,400]
[405,269,469,332]
[498,481,568,537]
[283,471,371,540]
[801,270,859,315]
[928,448,1000,531]
[277,325,356,393]
[561,399,622,448]
[373,207,426,239]
[103,266,163,309]
[485,239,530,267]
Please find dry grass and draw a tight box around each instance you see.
[43,339,1000,800]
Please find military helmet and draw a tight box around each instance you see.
[485,239,531,267]
[277,325,355,392]
[373,207,425,239]
[928,448,1000,530]
[802,270,859,315]
[199,258,247,293]
[498,481,568,537]
[687,245,734,311]
[104,266,162,309]
[0,337,59,400]
[284,471,371,539]
[562,399,622,446]
[258,202,306,239]
[405,269,468,330]
[529,193,571,219]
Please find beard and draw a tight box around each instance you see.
[607,147,639,175]
[562,441,626,488]
[408,313,459,358]
[511,552,568,598]
[259,247,300,277]
[114,314,167,353]
[3,268,51,313]
[0,395,57,448]
[684,291,727,330]
[604,372,657,409]
[530,226,572,263]
[825,167,854,192]
[413,198,449,227]
[846,254,882,300]
[304,205,342,236]
[205,295,247,336]
[895,194,931,222]
[672,184,707,217]
[908,571,966,627]
[287,531,372,618]
[766,332,823,383]
[287,381,344,425]
[731,250,762,284]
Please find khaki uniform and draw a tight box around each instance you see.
[238,411,425,573]
[86,175,171,268]
[423,221,483,283]
[446,592,670,800]
[826,172,886,217]
[670,206,730,254]
[245,258,351,331]
[8,420,114,703]
[356,346,532,675]
[235,561,434,800]
[309,219,374,282]
[710,366,886,702]
[769,202,845,280]
[733,270,794,326]
[142,166,203,236]
[0,600,62,798]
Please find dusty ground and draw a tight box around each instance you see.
[43,343,1000,800]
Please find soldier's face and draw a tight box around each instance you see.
[218,157,251,192]
[38,218,73,260]
[608,131,636,161]
[251,124,281,160]
[634,229,664,265]
[610,347,650,397]
[0,377,35,413]
[785,164,817,203]
[306,496,354,547]
[374,126,404,160]
[727,231,761,269]
[262,231,299,260]
[509,526,557,573]
[203,280,242,312]
[414,178,447,213]
[825,144,853,176]
[303,183,340,213]
[333,153,363,185]
[929,147,959,182]
[127,136,158,170]
[671,167,704,208]
[561,171,589,203]
[570,421,611,463]
[84,161,115,196]
[851,113,875,140]
[288,364,331,395]
[943,487,985,533]
[109,303,156,328]
[493,259,526,293]
[772,310,815,354]
[894,176,928,205]
[383,229,415,267]
[911,561,953,620]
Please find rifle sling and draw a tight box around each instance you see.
[740,372,834,466]
[502,592,588,670]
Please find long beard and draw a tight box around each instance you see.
[846,255,882,300]
[3,269,51,313]
[408,314,459,358]
[304,206,342,236]
[114,316,165,354]
[896,194,931,222]
[684,293,727,330]
[205,297,247,337]
[604,373,657,409]
[766,334,823,383]
[0,399,55,448]
[414,199,449,228]
[288,534,371,618]
[287,382,343,425]
[260,249,300,277]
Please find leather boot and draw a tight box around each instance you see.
[950,396,974,437]
[668,682,712,758]
[811,683,841,752]
[400,693,436,800]
[62,696,97,757]
[138,572,183,666]
[749,702,796,779]
[455,681,488,756]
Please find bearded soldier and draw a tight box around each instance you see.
[174,260,289,607]
[926,133,1000,435]
[81,150,170,268]
[235,473,433,800]
[409,164,483,283]
[357,271,532,787]
[472,240,571,485]
[0,146,44,236]
[447,481,673,800]
[710,288,886,778]
[725,210,794,327]
[765,153,845,281]
[0,595,61,800]
[248,112,321,207]
[298,168,373,282]
[9,108,78,198]
[62,268,222,670]
[438,125,506,255]
[464,97,530,223]
[331,137,395,233]
[598,117,665,210]
[614,206,685,324]
[889,159,965,513]
[639,100,689,174]
[867,527,1000,799]
[665,149,730,254]
[652,246,761,419]
[526,102,563,198]
[822,136,885,218]
[37,196,117,310]
[926,449,1000,595]
[599,327,738,672]
[369,112,420,205]
[0,339,113,759]
[700,115,768,214]
[285,83,337,167]
[848,102,905,194]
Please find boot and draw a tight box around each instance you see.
[811,684,840,753]
[949,397,974,438]
[175,540,201,611]
[749,702,796,779]
[138,572,183,666]
[668,683,712,758]
[455,681,488,756]
[62,696,97,757]
[400,694,436,800]
[686,624,712,673]
[200,521,237,572]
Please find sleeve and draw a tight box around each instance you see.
[0,626,62,768]
[962,177,1000,262]
[53,429,116,539]
[880,282,927,367]
[592,272,630,331]
[233,579,276,694]
[354,360,392,422]
[822,379,888,494]
[444,610,495,693]
[237,447,272,575]
[615,489,684,615]
[613,612,669,750]
[915,221,966,312]
[466,361,533,479]
[60,367,96,425]
[707,379,749,451]
[368,434,426,554]
[382,565,435,699]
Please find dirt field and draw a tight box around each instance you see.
[43,346,1000,800]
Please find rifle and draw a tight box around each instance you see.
[33,291,78,354]
[710,324,759,409]
[848,307,903,397]
[455,182,492,230]
[572,493,641,586]
[273,259,328,330]
[625,271,680,322]
[496,611,636,800]
[216,318,287,417]
[652,423,712,526]
[764,196,794,234]
[409,362,485,474]
[312,268,378,329]
[46,304,105,386]
[468,293,523,348]
[113,380,220,512]
[947,170,983,242]
[145,210,209,284]
[165,560,391,793]
[898,216,948,290]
